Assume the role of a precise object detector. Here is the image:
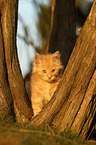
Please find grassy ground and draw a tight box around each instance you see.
[0,121,96,145]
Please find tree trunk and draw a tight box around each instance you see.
[50,0,56,33]
[0,0,33,123]
[49,0,76,68]
[29,0,96,140]
[0,21,13,120]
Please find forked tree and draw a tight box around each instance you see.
[0,0,95,141]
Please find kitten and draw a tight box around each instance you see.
[31,51,63,116]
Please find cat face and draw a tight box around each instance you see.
[33,51,63,82]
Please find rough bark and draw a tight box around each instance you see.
[0,0,33,122]
[29,0,96,140]
[49,0,76,68]
[0,21,13,120]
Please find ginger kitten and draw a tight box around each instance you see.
[31,51,63,116]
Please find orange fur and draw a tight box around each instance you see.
[31,51,63,116]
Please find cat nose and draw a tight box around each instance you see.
[47,74,52,79]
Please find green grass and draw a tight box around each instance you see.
[0,121,96,145]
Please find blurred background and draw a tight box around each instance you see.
[17,0,94,78]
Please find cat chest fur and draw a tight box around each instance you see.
[31,74,59,103]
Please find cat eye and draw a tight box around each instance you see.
[51,69,55,72]
[42,70,47,73]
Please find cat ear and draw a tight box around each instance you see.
[52,51,60,62]
[34,53,43,65]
